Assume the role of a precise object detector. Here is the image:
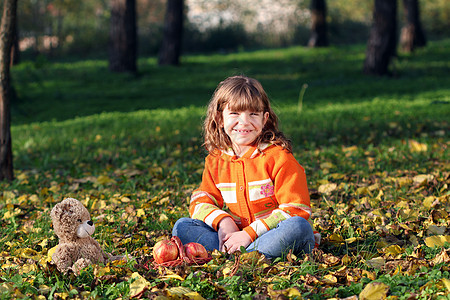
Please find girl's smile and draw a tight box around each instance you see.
[222,105,269,156]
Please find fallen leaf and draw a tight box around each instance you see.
[413,174,434,186]
[408,139,428,152]
[365,257,385,269]
[442,278,450,292]
[167,286,205,300]
[382,245,405,258]
[359,282,389,300]
[424,235,450,248]
[129,272,151,298]
[160,274,184,281]
[318,183,337,195]
[268,285,302,299]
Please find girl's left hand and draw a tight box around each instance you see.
[222,231,252,254]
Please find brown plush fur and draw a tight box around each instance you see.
[51,198,111,274]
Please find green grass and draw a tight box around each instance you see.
[1,39,449,299]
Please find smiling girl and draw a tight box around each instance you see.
[172,75,317,258]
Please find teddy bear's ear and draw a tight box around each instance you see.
[51,201,74,220]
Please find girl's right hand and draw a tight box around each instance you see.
[217,217,239,252]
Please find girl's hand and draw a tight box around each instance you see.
[222,231,252,254]
[218,217,239,251]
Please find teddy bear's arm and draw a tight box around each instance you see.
[78,237,109,264]
[52,244,78,274]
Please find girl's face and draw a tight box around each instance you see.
[222,104,269,157]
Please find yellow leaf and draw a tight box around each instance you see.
[222,267,232,276]
[413,174,434,186]
[129,272,151,298]
[167,287,205,300]
[267,285,302,299]
[160,274,184,281]
[423,196,435,209]
[3,208,21,220]
[318,183,337,195]
[96,175,116,186]
[342,145,358,153]
[408,139,428,152]
[320,162,335,169]
[47,246,58,262]
[323,274,338,284]
[93,266,111,277]
[159,214,169,222]
[38,239,48,249]
[19,263,37,275]
[342,254,352,265]
[365,257,385,269]
[442,278,450,292]
[328,233,344,244]
[424,235,450,248]
[19,248,40,260]
[345,237,358,244]
[359,282,389,300]
[54,292,69,300]
[39,285,51,294]
[383,245,405,258]
[136,208,145,218]
[356,187,370,195]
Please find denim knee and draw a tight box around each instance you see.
[172,217,192,236]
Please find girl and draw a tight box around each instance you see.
[172,75,316,258]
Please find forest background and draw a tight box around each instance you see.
[18,0,450,60]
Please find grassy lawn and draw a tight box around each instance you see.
[1,39,449,299]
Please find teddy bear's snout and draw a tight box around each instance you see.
[77,220,96,238]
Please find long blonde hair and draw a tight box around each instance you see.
[203,75,292,154]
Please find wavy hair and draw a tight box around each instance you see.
[203,75,292,154]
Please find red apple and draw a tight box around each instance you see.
[184,242,208,260]
[152,239,179,264]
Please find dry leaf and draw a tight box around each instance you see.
[318,183,337,195]
[359,282,389,300]
[424,235,450,248]
[365,257,385,269]
[129,272,151,298]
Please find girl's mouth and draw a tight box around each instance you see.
[234,129,251,133]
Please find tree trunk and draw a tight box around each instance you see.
[0,0,17,181]
[109,0,137,73]
[308,0,328,47]
[11,9,19,65]
[400,0,426,52]
[158,0,184,66]
[363,0,397,76]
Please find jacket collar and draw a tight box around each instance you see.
[222,143,272,160]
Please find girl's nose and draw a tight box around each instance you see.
[238,112,250,124]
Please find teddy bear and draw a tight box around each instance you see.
[50,197,122,274]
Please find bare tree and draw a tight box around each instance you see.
[11,10,19,65]
[363,0,397,76]
[0,0,17,181]
[308,0,328,47]
[400,0,426,52]
[109,0,137,73]
[158,0,184,65]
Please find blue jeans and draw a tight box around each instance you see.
[172,216,315,259]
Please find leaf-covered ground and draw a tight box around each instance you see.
[1,40,449,299]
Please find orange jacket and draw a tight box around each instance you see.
[189,144,311,241]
